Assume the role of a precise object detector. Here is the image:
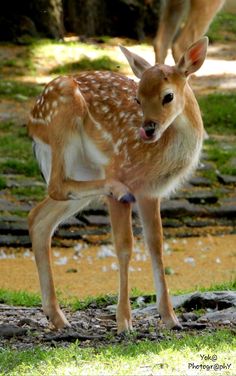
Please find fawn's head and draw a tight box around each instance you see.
[120,37,208,143]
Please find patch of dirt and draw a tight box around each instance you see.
[0,234,235,299]
[0,291,235,350]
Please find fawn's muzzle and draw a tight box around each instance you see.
[140,121,158,141]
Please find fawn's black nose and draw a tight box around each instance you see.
[140,121,158,140]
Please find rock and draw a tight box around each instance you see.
[162,218,182,228]
[186,191,218,204]
[182,322,208,329]
[0,235,31,247]
[199,307,236,324]
[0,199,32,212]
[0,220,28,235]
[217,174,236,185]
[171,294,194,309]
[189,176,212,187]
[84,215,110,226]
[161,200,206,218]
[0,324,28,338]
[209,204,236,218]
[132,304,157,318]
[44,330,106,342]
[182,291,236,311]
[184,218,216,227]
[197,161,216,172]
[181,312,198,322]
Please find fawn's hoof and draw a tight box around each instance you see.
[171,323,183,331]
[119,193,136,203]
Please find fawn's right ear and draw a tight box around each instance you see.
[120,45,151,78]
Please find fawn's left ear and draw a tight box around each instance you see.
[177,37,208,76]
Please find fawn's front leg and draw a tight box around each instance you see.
[108,198,134,333]
[137,196,182,329]
[28,197,91,329]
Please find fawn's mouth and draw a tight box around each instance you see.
[139,127,155,141]
[139,121,160,142]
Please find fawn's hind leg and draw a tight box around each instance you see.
[28,196,91,328]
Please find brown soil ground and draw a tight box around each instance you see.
[0,234,235,299]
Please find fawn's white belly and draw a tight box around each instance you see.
[33,132,107,185]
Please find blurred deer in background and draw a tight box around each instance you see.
[28,37,208,333]
[154,0,224,63]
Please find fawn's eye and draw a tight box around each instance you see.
[162,92,174,105]
[134,97,141,105]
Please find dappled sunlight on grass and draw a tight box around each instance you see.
[0,330,235,375]
[50,55,123,74]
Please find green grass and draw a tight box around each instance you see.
[204,139,236,176]
[0,46,36,76]
[171,280,236,297]
[0,287,235,375]
[51,55,123,74]
[0,121,41,178]
[0,330,235,375]
[71,293,117,311]
[208,12,236,42]
[0,176,7,189]
[199,92,236,134]
[0,289,41,307]
[1,280,234,311]
[0,159,40,177]
[0,80,42,101]
[28,38,127,76]
[11,185,46,199]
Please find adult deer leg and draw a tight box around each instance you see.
[28,196,91,328]
[108,198,134,333]
[137,196,181,329]
[154,0,186,63]
[172,0,224,61]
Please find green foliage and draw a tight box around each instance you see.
[0,121,41,179]
[197,280,236,292]
[51,55,122,74]
[1,281,234,312]
[204,139,236,176]
[71,293,117,311]
[198,92,236,134]
[0,289,41,307]
[0,176,7,190]
[0,159,39,177]
[0,80,42,100]
[208,12,236,42]
[174,280,236,295]
[11,186,46,199]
